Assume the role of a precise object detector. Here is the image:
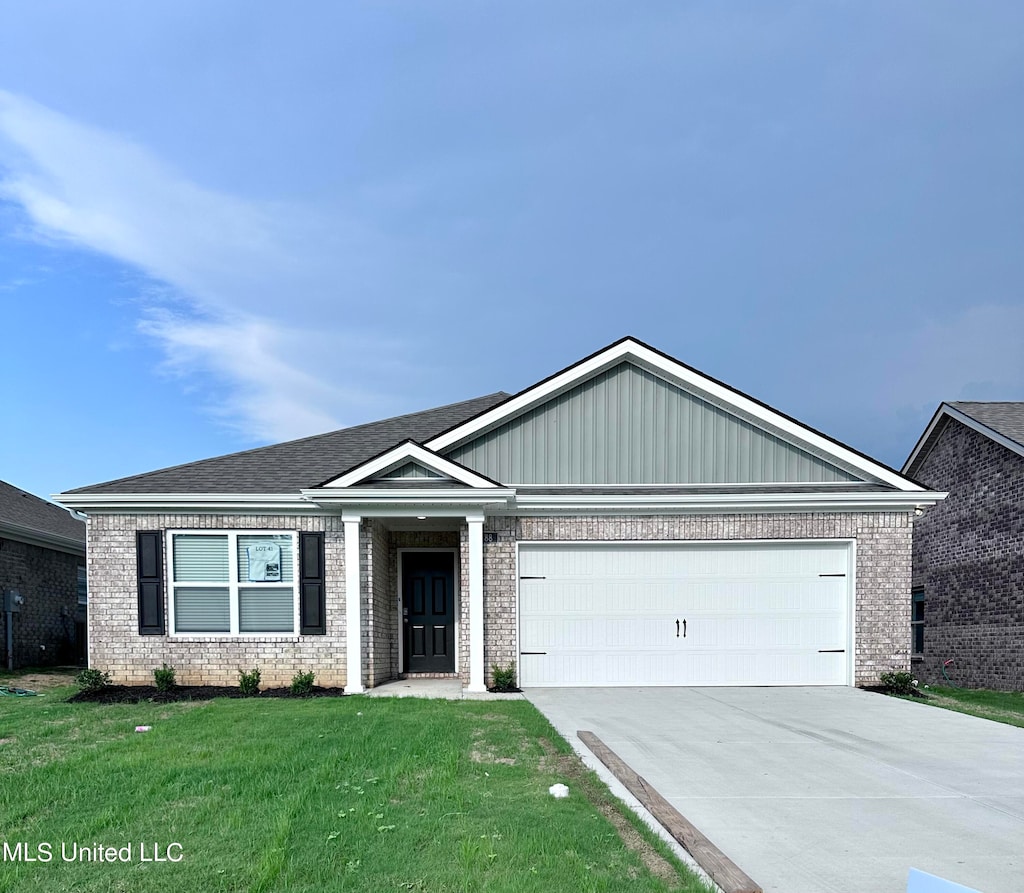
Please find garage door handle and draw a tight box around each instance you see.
[676,619,686,638]
[818,649,845,653]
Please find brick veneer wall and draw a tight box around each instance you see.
[87,508,914,690]
[365,520,393,688]
[0,537,83,668]
[86,514,346,687]
[480,512,914,687]
[911,420,1024,690]
[483,517,517,686]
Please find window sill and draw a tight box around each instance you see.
[166,635,305,642]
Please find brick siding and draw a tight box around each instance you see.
[87,514,346,688]
[911,419,1024,691]
[87,509,913,690]
[0,537,82,668]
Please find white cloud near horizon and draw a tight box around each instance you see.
[0,88,401,442]
[883,304,1024,414]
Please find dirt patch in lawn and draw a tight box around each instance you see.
[3,671,78,691]
[68,685,346,704]
[470,714,526,766]
[537,737,680,885]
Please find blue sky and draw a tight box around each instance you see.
[1,2,1022,500]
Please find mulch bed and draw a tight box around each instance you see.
[68,685,346,704]
[861,685,928,698]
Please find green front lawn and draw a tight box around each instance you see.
[0,681,707,892]
[919,685,1024,729]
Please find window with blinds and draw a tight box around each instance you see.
[169,531,298,635]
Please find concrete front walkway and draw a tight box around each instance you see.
[365,678,526,700]
[527,686,1024,893]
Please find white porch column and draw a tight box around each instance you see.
[343,515,364,694]
[467,514,485,692]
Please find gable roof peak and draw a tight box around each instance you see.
[427,337,923,492]
[904,401,1024,475]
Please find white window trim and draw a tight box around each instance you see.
[166,529,300,638]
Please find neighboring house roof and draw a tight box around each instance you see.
[0,480,86,554]
[903,402,1024,477]
[950,402,1024,447]
[64,393,511,495]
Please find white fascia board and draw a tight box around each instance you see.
[0,520,85,556]
[509,490,947,514]
[426,338,921,492]
[903,404,1024,474]
[322,442,499,489]
[302,487,515,511]
[53,492,318,514]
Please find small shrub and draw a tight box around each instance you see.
[490,662,517,692]
[880,670,918,696]
[153,663,176,692]
[290,671,316,696]
[76,668,111,692]
[238,667,262,696]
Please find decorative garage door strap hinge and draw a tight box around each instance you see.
[818,649,846,653]
[819,573,847,577]
[519,575,547,580]
[520,651,547,655]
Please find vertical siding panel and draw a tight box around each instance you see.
[660,375,674,483]
[445,362,862,486]
[644,369,657,483]
[676,384,689,482]
[690,396,702,483]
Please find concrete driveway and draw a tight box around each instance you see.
[526,687,1024,893]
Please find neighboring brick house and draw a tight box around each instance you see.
[57,337,942,692]
[903,402,1024,691]
[0,480,87,669]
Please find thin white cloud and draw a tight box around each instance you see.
[138,308,343,441]
[885,304,1024,412]
[0,88,401,441]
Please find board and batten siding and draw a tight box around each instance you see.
[446,362,862,485]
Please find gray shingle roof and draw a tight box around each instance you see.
[0,480,86,545]
[950,402,1024,448]
[67,393,511,495]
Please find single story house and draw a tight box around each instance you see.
[57,337,943,691]
[903,402,1024,691]
[1,479,87,669]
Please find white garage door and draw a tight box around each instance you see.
[518,542,852,687]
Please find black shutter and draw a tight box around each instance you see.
[299,532,326,635]
[137,530,165,635]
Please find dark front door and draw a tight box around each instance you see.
[403,552,455,673]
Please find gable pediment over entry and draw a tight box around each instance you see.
[319,440,503,489]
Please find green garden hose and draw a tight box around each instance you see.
[941,659,961,688]
[0,686,37,697]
